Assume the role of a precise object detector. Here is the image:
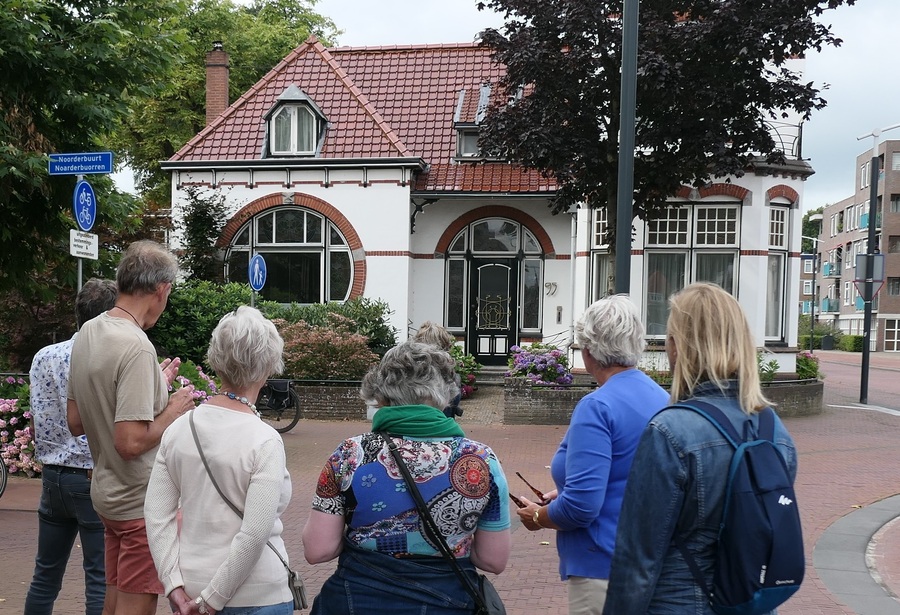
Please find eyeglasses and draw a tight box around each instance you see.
[516,471,545,501]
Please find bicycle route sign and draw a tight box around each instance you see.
[73,180,97,232]
[48,151,114,175]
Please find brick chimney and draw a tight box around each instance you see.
[205,41,230,125]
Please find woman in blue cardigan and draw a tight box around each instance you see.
[514,295,669,614]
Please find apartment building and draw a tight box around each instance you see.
[812,139,900,351]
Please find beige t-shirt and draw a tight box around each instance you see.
[69,312,168,520]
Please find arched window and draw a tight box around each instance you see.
[225,207,352,304]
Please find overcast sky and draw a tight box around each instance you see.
[315,0,899,212]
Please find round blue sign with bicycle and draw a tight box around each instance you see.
[73,180,97,232]
[249,254,267,291]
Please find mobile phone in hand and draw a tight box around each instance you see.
[509,493,526,508]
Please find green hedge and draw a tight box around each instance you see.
[838,335,865,352]
[798,335,821,350]
[150,281,398,368]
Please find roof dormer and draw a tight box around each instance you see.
[454,83,492,159]
[263,85,328,157]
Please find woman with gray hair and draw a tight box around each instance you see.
[513,295,669,615]
[145,306,294,615]
[302,341,511,614]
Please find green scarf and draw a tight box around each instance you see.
[371,404,465,439]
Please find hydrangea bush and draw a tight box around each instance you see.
[506,343,574,386]
[0,376,39,477]
[450,345,482,398]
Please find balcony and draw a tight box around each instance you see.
[822,262,842,277]
[821,298,839,313]
[858,212,882,230]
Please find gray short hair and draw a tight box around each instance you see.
[574,294,645,368]
[412,321,455,351]
[116,240,178,296]
[207,306,285,389]
[76,278,117,328]
[360,341,459,409]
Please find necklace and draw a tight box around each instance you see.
[113,305,141,328]
[218,391,259,416]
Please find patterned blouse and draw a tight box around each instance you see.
[313,432,510,557]
[30,336,93,469]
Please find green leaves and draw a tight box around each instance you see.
[478,0,854,241]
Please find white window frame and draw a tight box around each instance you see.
[803,280,813,295]
[886,319,900,352]
[457,129,480,157]
[803,259,814,274]
[844,281,852,306]
[270,105,317,155]
[768,207,787,249]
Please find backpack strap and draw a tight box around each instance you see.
[665,399,777,604]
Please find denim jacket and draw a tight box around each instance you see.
[603,381,798,615]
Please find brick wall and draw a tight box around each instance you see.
[205,45,229,126]
[765,380,824,417]
[503,378,595,425]
[293,383,366,421]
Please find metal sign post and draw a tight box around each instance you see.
[50,152,113,290]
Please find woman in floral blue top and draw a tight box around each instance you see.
[303,341,511,614]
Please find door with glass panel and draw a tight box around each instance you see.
[468,259,518,365]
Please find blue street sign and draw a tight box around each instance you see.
[73,180,97,232]
[49,151,114,175]
[249,254,267,292]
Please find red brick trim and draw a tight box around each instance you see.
[631,249,644,256]
[218,192,367,298]
[699,183,750,201]
[766,184,799,206]
[675,186,693,199]
[740,250,769,256]
[435,206,556,255]
[367,250,410,257]
[555,254,571,260]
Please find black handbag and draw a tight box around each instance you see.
[378,432,506,615]
[190,412,308,610]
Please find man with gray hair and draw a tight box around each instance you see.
[67,241,196,615]
[24,278,116,615]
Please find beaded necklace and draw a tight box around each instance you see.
[217,392,259,417]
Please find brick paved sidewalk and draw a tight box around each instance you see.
[3,355,900,614]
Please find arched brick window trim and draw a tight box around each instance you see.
[435,206,556,256]
[765,184,799,207]
[674,184,750,201]
[218,192,367,299]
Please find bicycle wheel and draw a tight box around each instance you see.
[259,389,301,434]
[0,459,8,499]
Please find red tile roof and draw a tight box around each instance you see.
[171,37,555,194]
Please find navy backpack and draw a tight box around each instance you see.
[673,400,804,615]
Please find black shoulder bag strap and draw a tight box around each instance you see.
[189,411,294,579]
[377,432,486,612]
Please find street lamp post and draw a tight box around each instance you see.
[856,123,900,404]
[804,213,823,353]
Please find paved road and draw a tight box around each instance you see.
[1,350,899,614]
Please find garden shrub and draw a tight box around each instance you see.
[757,352,779,383]
[795,351,822,380]
[0,375,38,477]
[261,297,397,355]
[838,335,865,352]
[278,313,379,380]
[450,345,482,398]
[151,281,252,365]
[506,343,573,386]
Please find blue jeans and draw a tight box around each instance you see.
[219,601,292,614]
[311,542,478,615]
[24,465,105,615]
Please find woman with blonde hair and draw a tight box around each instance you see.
[603,283,798,614]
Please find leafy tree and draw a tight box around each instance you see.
[477,0,855,254]
[111,0,340,207]
[180,186,228,281]
[801,206,825,253]
[0,0,187,294]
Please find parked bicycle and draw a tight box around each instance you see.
[0,459,7,498]
[255,379,301,433]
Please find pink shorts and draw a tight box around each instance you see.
[101,516,164,595]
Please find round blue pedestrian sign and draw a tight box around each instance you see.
[73,180,97,232]
[249,254,267,292]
